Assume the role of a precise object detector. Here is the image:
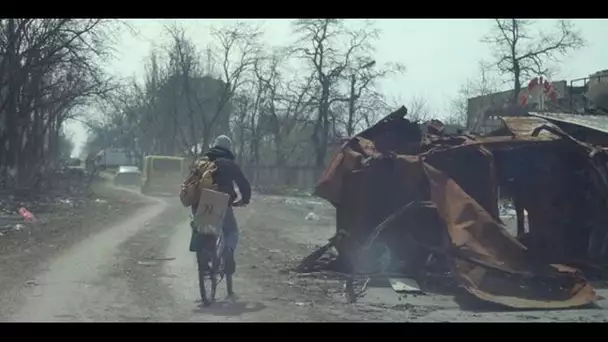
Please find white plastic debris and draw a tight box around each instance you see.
[59,199,73,205]
[305,212,319,221]
[285,198,301,206]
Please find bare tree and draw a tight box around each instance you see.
[481,19,585,104]
[379,94,432,123]
[205,22,263,151]
[165,24,205,155]
[406,95,432,123]
[292,19,379,169]
[0,19,117,188]
[448,61,499,128]
[343,60,405,137]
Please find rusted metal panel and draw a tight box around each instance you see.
[499,116,561,140]
[423,161,598,309]
[315,107,604,310]
[531,111,608,135]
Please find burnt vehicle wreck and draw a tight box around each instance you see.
[300,106,608,310]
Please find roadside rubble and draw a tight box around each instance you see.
[298,106,608,310]
[0,167,93,237]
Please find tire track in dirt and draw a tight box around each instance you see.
[7,192,171,321]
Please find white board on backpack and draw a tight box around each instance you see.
[193,188,230,235]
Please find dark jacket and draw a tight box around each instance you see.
[204,146,251,206]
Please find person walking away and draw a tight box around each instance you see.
[179,135,251,301]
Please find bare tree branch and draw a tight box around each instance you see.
[481,19,585,104]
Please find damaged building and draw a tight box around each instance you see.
[305,105,608,310]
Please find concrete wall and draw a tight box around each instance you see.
[466,80,569,133]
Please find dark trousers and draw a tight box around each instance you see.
[190,213,237,276]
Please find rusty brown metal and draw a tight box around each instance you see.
[315,107,604,309]
[499,116,562,140]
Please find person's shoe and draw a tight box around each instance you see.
[225,292,238,303]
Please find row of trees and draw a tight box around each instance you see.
[0,19,119,188]
[86,20,409,170]
[0,19,586,191]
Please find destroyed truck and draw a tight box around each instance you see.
[308,106,608,310]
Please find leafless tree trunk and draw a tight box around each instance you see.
[205,22,262,152]
[447,61,499,129]
[0,19,117,189]
[292,19,377,169]
[344,60,405,137]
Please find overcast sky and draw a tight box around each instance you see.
[67,18,608,157]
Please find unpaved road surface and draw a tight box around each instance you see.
[2,185,608,322]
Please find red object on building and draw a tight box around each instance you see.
[548,91,558,102]
[528,77,539,91]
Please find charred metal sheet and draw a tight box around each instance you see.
[423,162,598,309]
[531,111,608,135]
[499,116,561,140]
[315,106,602,310]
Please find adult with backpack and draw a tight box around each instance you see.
[179,135,251,301]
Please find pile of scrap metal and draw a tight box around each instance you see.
[299,106,608,310]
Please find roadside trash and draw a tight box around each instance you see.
[137,261,158,266]
[284,198,301,206]
[25,280,38,286]
[389,277,423,293]
[18,207,37,223]
[305,212,319,221]
[94,198,107,204]
[14,223,25,231]
[58,199,73,206]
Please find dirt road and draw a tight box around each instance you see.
[2,185,608,321]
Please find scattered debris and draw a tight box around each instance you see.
[389,277,422,293]
[58,199,73,206]
[295,301,311,307]
[303,106,608,310]
[18,207,37,223]
[25,280,38,286]
[305,212,319,221]
[137,261,158,267]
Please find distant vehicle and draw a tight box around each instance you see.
[96,149,137,170]
[140,155,186,196]
[114,165,142,187]
[68,158,82,167]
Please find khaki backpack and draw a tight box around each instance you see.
[179,157,218,207]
